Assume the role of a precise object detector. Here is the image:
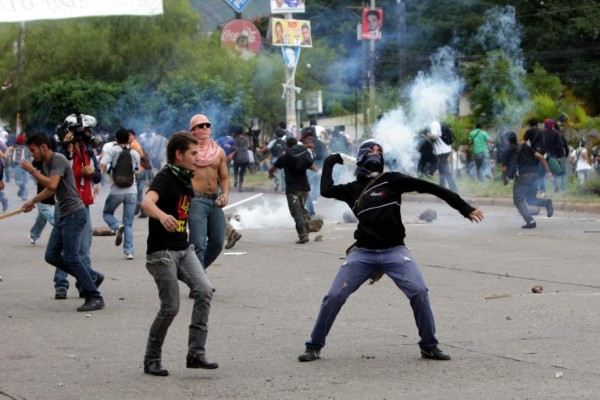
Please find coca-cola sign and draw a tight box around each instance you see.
[220,19,261,56]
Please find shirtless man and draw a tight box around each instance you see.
[188,114,230,270]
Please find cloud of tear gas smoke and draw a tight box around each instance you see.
[108,80,248,139]
[371,46,464,174]
[229,197,294,230]
[474,5,530,128]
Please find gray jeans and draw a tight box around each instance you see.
[144,246,213,362]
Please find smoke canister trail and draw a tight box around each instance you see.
[222,193,263,212]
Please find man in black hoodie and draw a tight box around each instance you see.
[297,140,484,362]
[268,137,317,244]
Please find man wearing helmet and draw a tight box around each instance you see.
[298,140,484,362]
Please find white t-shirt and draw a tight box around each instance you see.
[570,148,591,172]
[101,145,141,194]
[429,120,452,155]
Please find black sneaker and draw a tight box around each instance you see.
[55,287,67,300]
[298,347,321,362]
[546,200,554,218]
[115,225,125,246]
[521,221,537,229]
[420,346,451,361]
[77,298,105,312]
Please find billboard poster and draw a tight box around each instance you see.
[220,19,262,58]
[282,46,301,71]
[270,0,305,14]
[0,0,163,22]
[361,8,383,40]
[271,18,312,48]
[223,0,252,13]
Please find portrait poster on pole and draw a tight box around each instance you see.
[361,8,383,40]
[282,46,301,72]
[271,18,312,48]
[223,0,253,13]
[270,0,305,14]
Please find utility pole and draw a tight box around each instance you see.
[15,21,25,135]
[397,0,406,84]
[368,0,376,127]
[284,13,297,129]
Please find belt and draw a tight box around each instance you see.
[194,192,219,200]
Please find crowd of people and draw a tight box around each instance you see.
[0,112,598,376]
[417,119,600,192]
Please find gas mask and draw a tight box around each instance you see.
[362,153,382,173]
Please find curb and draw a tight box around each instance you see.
[243,183,600,214]
[402,194,600,214]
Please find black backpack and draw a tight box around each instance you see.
[112,147,135,188]
[440,122,455,145]
[289,145,313,173]
[271,138,285,158]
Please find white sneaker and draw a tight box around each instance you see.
[29,234,36,245]
[126,253,133,260]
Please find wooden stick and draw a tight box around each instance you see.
[0,209,24,221]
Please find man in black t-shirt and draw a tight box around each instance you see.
[140,133,218,377]
[502,132,554,229]
[268,137,317,244]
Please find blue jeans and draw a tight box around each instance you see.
[14,166,29,200]
[272,159,285,192]
[30,203,55,241]
[54,206,98,290]
[144,246,213,361]
[307,169,320,200]
[513,172,551,224]
[305,246,438,350]
[474,151,491,181]
[102,192,137,254]
[0,189,8,212]
[136,169,153,206]
[46,207,102,300]
[437,153,457,192]
[188,195,226,269]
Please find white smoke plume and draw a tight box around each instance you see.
[474,5,530,127]
[229,197,294,230]
[372,46,464,174]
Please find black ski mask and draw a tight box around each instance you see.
[355,140,384,177]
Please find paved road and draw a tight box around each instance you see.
[1,182,600,400]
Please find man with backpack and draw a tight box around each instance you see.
[268,137,317,244]
[99,127,141,259]
[468,123,492,181]
[256,121,290,192]
[429,120,458,192]
[128,129,153,219]
[502,132,554,229]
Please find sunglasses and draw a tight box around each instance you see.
[194,123,211,129]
